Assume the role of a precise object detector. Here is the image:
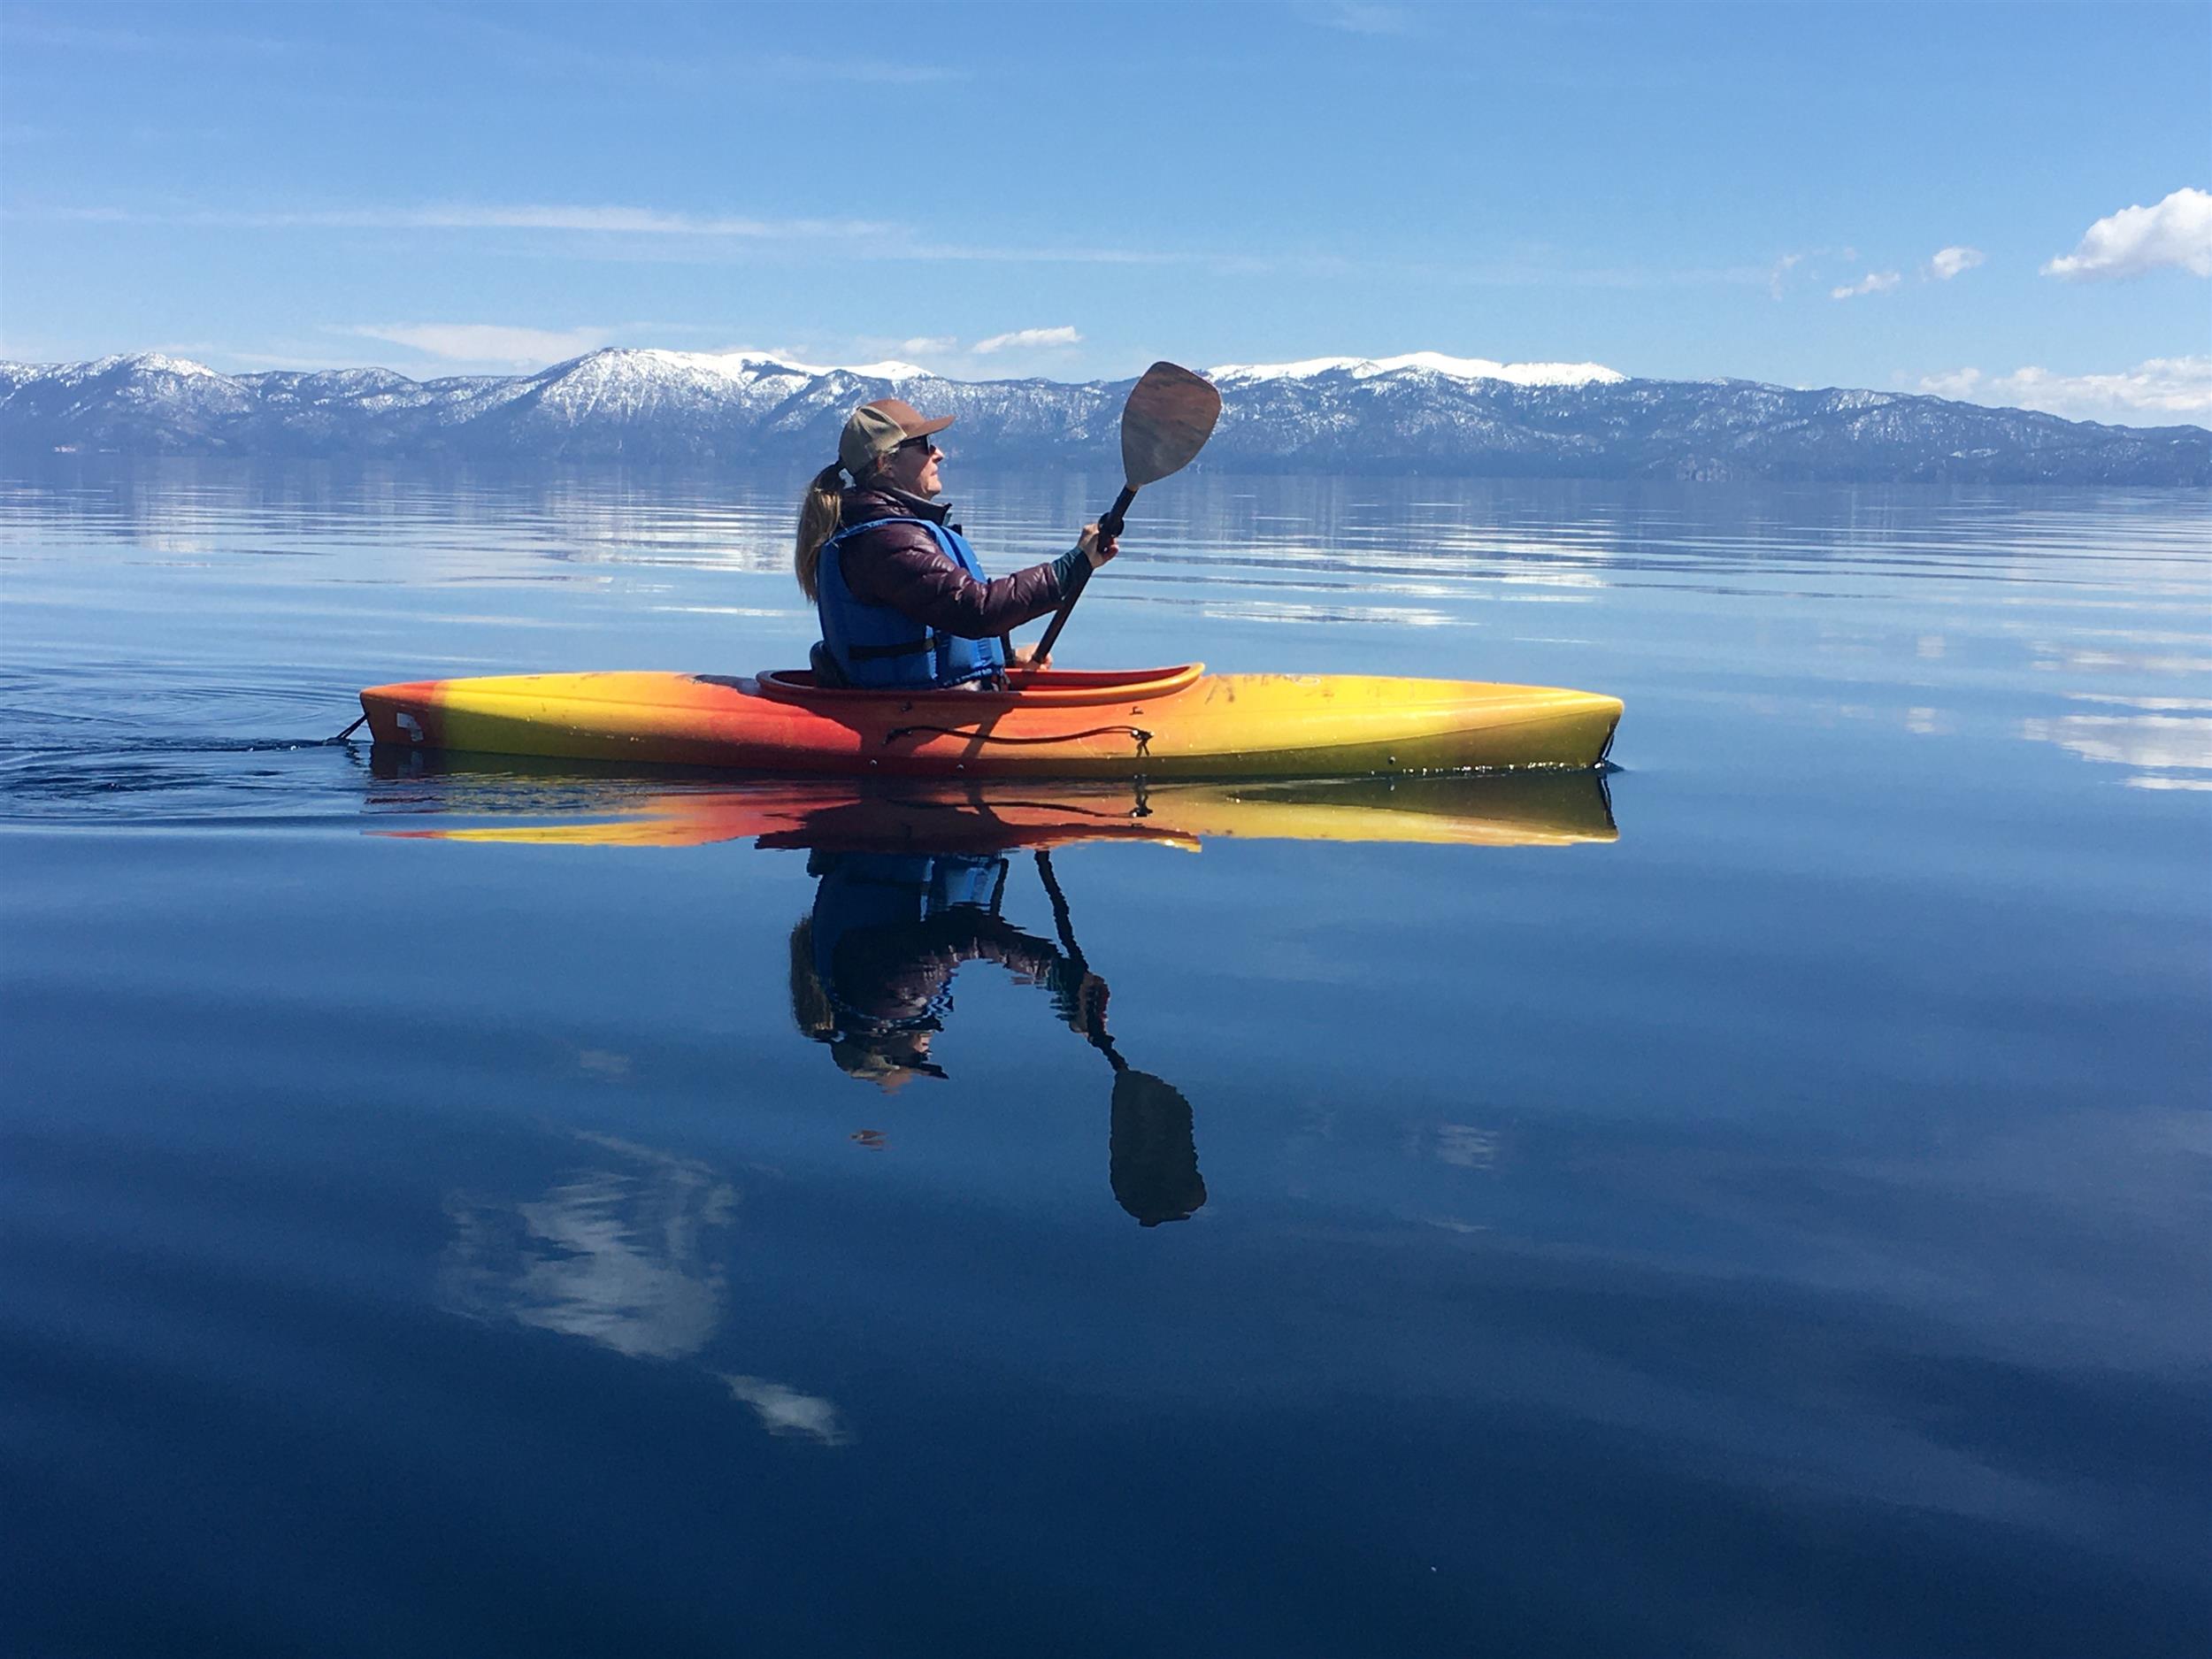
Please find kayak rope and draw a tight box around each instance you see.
[883,723,1153,757]
[918,780,1156,823]
[324,715,368,744]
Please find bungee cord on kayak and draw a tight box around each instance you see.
[879,722,1153,756]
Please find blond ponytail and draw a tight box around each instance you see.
[794,463,846,601]
[788,917,836,1041]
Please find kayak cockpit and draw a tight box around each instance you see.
[746,663,1205,708]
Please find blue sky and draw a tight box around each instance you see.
[4,1,2206,423]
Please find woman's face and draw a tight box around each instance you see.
[880,436,943,497]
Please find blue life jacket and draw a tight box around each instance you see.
[810,853,1010,1034]
[817,517,1007,689]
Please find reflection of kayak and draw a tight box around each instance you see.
[358,664,1621,780]
[371,768,1619,852]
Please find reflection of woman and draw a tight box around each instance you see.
[787,847,1205,1226]
[792,398,1118,688]
[787,850,1101,1091]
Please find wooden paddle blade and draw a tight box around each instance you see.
[1120,362,1222,488]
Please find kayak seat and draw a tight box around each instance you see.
[809,640,850,688]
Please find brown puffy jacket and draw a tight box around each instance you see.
[823,909,1081,1032]
[836,485,1082,638]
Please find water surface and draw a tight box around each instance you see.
[4,461,2207,1656]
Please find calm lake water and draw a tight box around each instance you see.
[3,460,2207,1657]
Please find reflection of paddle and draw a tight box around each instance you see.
[1033,849,1206,1226]
[1031,362,1224,664]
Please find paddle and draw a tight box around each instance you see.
[1033,849,1207,1226]
[1028,361,1224,665]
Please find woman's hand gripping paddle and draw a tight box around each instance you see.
[1030,362,1223,664]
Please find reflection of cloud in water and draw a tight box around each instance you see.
[2019,712,2212,787]
[719,1375,854,1446]
[442,1133,736,1361]
[648,604,804,619]
[2032,647,2212,677]
[2066,694,2212,712]
[1198,602,1457,627]
[1425,1123,1500,1170]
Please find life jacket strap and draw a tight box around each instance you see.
[845,635,934,662]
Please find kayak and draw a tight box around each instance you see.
[368,770,1620,852]
[358,664,1622,780]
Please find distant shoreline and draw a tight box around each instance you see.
[5,351,2205,485]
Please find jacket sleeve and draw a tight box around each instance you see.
[847,917,1071,1017]
[843,520,1087,639]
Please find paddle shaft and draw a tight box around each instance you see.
[1033,484,1137,662]
[1033,849,1127,1071]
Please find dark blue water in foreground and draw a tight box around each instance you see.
[3,462,2208,1657]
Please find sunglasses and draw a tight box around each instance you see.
[895,435,941,456]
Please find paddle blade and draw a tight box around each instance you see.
[1109,1069,1207,1226]
[1121,362,1222,488]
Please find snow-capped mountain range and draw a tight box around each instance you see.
[1210,351,1624,388]
[2,349,2203,484]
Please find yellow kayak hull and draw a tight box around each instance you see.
[360,664,1622,780]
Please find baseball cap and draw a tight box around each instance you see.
[838,398,956,476]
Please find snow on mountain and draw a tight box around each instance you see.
[495,349,945,440]
[2,349,2202,482]
[572,348,930,385]
[84,351,231,382]
[1210,352,1626,388]
[837,360,933,380]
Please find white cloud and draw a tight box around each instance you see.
[2042,187,2212,280]
[219,349,388,372]
[1767,251,1804,300]
[53,202,887,240]
[5,20,158,50]
[1912,356,2212,424]
[757,52,958,85]
[856,328,1085,368]
[1831,270,1901,300]
[429,15,958,88]
[1928,246,1985,280]
[970,326,1084,355]
[1915,367,1987,400]
[336,322,616,367]
[1296,2,1418,33]
[2,19,291,55]
[695,341,815,364]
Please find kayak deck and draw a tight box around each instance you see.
[358,664,1622,779]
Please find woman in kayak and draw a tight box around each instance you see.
[794,396,1117,688]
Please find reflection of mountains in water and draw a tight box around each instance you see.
[365,764,1619,853]
[17,464,2205,634]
